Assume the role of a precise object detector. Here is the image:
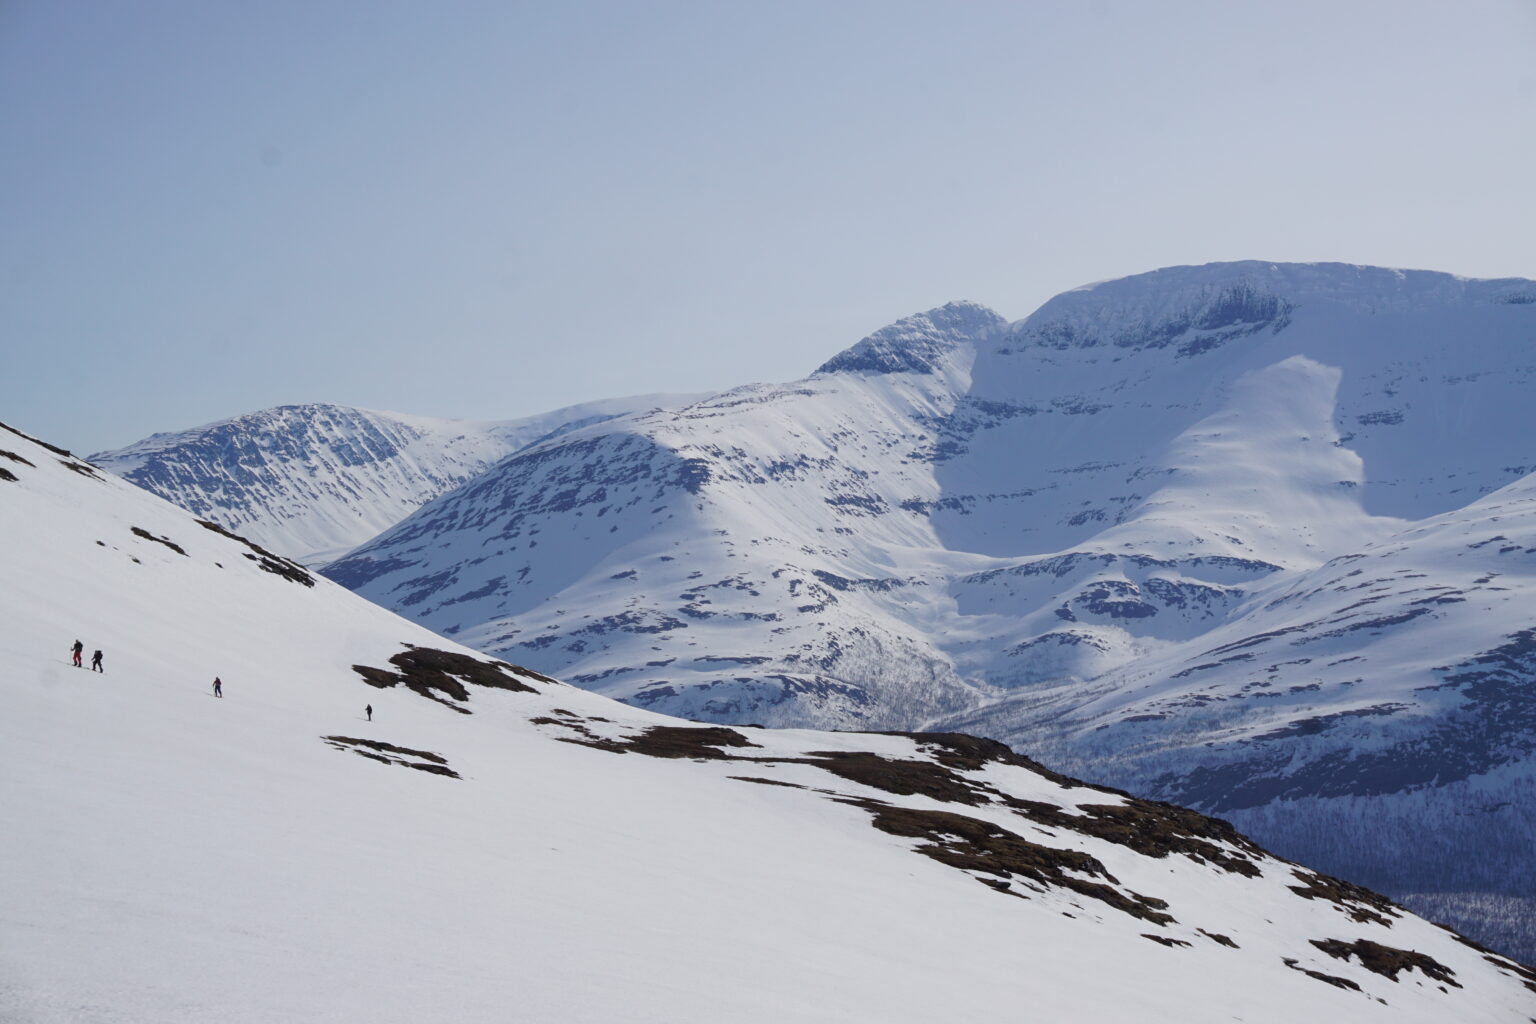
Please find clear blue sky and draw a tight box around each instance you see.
[4,0,1533,453]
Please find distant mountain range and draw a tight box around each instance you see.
[93,394,697,566]
[92,260,1536,961]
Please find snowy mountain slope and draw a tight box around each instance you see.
[92,395,694,566]
[325,263,1536,731]
[327,301,1012,728]
[939,466,1536,958]
[913,263,1536,957]
[2,419,1533,1023]
[935,263,1536,560]
[973,468,1536,809]
[315,261,1536,959]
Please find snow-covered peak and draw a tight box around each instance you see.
[95,402,403,475]
[814,300,1006,376]
[93,395,697,566]
[1010,261,1535,354]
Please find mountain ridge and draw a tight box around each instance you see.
[92,394,697,566]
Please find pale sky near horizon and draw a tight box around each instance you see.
[3,0,1534,453]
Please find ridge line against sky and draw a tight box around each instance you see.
[3,0,1533,453]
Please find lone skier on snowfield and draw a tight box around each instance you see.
[213,677,223,698]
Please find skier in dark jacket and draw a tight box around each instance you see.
[71,640,83,667]
[90,650,103,672]
[365,704,373,722]
[213,677,223,698]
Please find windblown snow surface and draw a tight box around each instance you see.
[4,422,1533,1022]
[316,262,1536,961]
[92,395,695,567]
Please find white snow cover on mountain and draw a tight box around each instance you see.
[939,461,1536,936]
[93,395,694,566]
[325,300,1012,727]
[315,261,1536,958]
[325,263,1536,727]
[3,420,1533,1022]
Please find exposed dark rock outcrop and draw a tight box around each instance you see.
[322,736,459,778]
[1310,938,1460,987]
[197,519,315,586]
[352,645,544,714]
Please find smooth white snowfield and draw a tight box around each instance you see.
[3,425,1532,1022]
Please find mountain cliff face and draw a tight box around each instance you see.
[13,419,1532,1022]
[92,396,693,566]
[318,261,1536,958]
